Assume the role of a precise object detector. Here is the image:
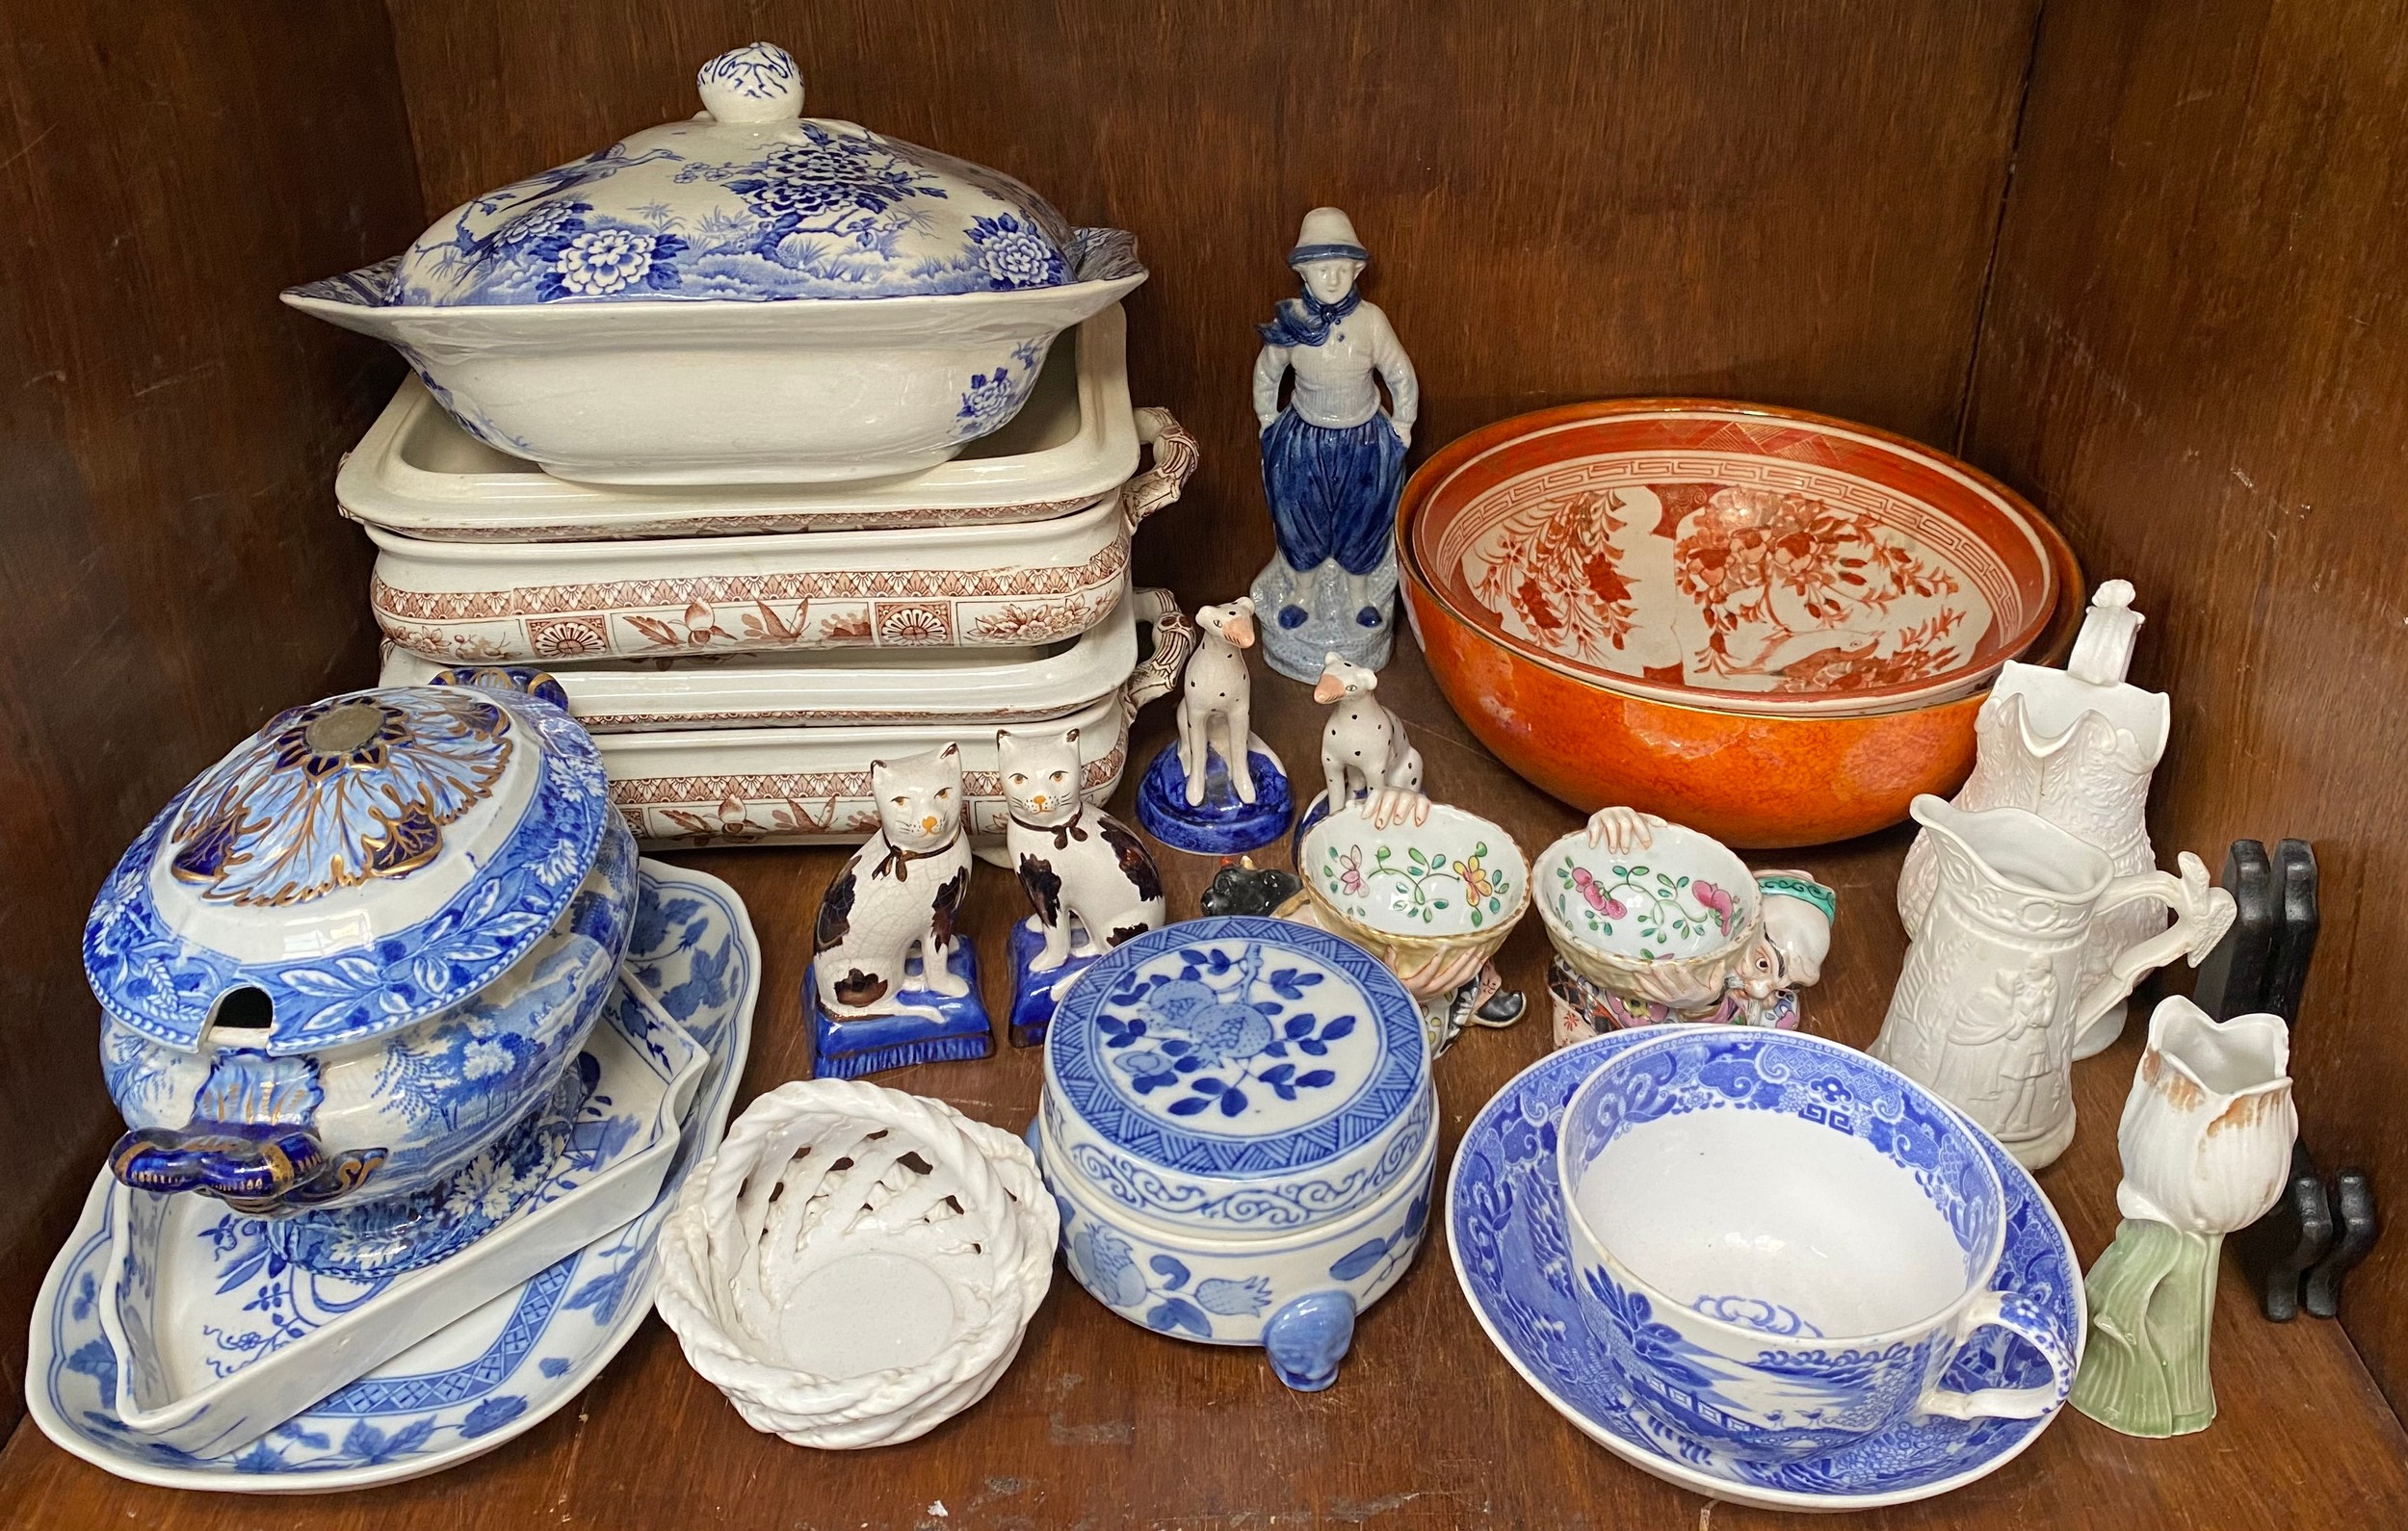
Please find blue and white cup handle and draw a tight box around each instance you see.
[1918,1290,2077,1421]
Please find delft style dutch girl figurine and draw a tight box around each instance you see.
[1248,208,1420,683]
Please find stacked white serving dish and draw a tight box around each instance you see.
[362,304,1195,849]
[279,39,1197,852]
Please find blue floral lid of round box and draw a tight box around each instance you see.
[83,676,613,1054]
[1043,917,1432,1233]
[388,42,1136,306]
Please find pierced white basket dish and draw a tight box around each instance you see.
[654,1079,1057,1449]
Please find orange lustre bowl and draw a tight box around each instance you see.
[1400,414,2081,848]
[1403,400,2060,717]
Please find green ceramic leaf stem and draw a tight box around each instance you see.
[2069,1217,2221,1438]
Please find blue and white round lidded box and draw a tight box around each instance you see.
[1036,916,1436,1391]
[84,670,638,1271]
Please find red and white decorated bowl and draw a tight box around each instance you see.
[1403,401,2059,718]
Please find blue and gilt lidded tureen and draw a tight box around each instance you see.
[86,670,638,1259]
[390,41,1107,307]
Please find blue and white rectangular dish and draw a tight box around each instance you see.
[101,977,704,1457]
[26,860,758,1491]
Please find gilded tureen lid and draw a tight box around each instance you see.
[1045,918,1427,1194]
[83,677,613,1055]
[387,41,1134,307]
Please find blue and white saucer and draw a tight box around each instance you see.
[25,861,758,1492]
[1448,1030,2085,1513]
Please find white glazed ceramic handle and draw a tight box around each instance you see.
[2073,852,2237,1031]
[1918,1289,2077,1421]
[1124,588,1197,711]
[695,43,805,125]
[1119,407,1200,533]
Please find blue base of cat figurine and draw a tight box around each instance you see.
[1135,740,1294,855]
[804,944,991,1079]
[1007,919,1105,1049]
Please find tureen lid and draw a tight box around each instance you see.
[1045,918,1426,1184]
[390,42,1129,306]
[83,679,613,1055]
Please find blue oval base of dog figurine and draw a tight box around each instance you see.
[1135,740,1294,855]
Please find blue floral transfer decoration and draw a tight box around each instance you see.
[1047,918,1423,1178]
[1050,1086,1432,1231]
[1448,1033,2083,1503]
[955,338,1046,442]
[364,43,1101,308]
[33,863,758,1484]
[84,688,610,1054]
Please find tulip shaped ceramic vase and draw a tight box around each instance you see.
[1247,208,1419,682]
[1137,599,1294,854]
[2071,998,2295,1437]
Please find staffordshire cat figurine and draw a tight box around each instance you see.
[811,743,974,1025]
[1000,727,1165,973]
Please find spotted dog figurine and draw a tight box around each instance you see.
[1178,598,1261,806]
[1313,652,1422,813]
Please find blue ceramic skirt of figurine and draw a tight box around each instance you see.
[1260,411,1407,588]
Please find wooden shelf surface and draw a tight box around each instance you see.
[6,642,2403,1528]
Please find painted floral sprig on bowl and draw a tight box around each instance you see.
[1558,861,1737,960]
[1097,942,1354,1120]
[1325,839,1511,929]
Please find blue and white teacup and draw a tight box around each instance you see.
[1556,1027,2076,1464]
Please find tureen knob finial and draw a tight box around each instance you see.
[696,42,804,125]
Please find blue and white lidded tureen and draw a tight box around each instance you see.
[1035,917,1436,1390]
[281,43,1148,486]
[390,40,1101,307]
[87,669,637,1269]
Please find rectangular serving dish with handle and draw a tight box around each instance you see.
[379,587,1183,735]
[334,307,1152,541]
[367,411,1193,665]
[96,975,705,1458]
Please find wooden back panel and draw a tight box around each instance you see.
[0,0,422,1426]
[1964,0,2408,1408]
[384,0,2044,602]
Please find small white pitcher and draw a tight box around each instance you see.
[1897,581,2170,1061]
[1871,795,2234,1169]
